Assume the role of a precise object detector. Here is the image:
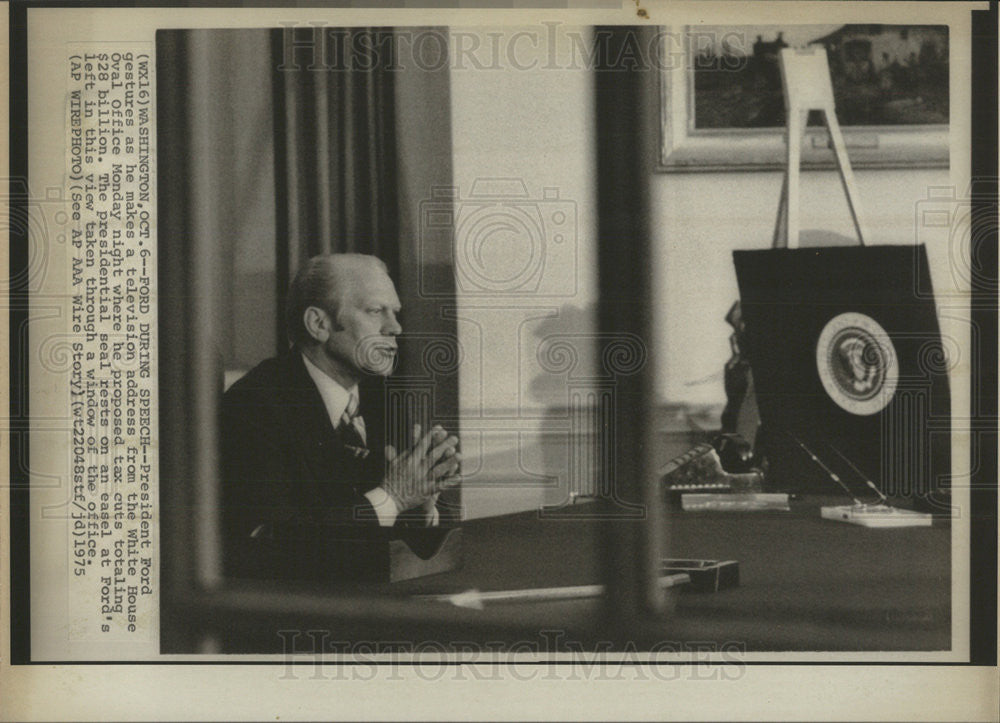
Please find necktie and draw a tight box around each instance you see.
[339,392,368,455]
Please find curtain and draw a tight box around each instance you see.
[158,26,461,616]
[271,27,402,342]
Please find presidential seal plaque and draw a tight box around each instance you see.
[816,312,899,417]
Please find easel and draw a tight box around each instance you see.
[772,47,868,248]
[767,49,935,528]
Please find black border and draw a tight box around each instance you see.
[7,0,999,666]
[9,0,31,666]
[968,2,999,668]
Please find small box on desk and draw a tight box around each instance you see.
[820,504,932,528]
[662,559,740,592]
[254,523,463,584]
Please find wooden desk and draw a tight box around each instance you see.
[390,496,951,652]
[204,496,950,655]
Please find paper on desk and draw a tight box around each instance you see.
[681,493,791,512]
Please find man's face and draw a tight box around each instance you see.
[322,266,402,378]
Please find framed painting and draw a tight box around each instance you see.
[659,24,950,171]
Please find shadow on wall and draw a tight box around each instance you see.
[457,303,663,510]
[527,304,601,508]
[527,304,729,510]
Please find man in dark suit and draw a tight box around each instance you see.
[220,253,460,580]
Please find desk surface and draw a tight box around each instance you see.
[208,495,952,655]
[389,496,951,653]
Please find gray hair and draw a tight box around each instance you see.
[285,253,389,346]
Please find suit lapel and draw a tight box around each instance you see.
[356,375,388,485]
[358,375,387,459]
[282,352,386,491]
[279,352,341,485]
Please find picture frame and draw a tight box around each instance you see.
[658,24,950,172]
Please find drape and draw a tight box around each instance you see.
[271,27,402,342]
[158,27,461,619]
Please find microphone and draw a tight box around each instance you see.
[782,433,933,527]
[827,443,889,505]
[784,431,864,507]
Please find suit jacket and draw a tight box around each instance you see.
[220,350,394,579]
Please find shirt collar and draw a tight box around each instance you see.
[301,352,359,426]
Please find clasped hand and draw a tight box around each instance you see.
[382,424,460,512]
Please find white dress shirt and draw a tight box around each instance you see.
[301,353,438,528]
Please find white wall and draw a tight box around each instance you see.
[449,27,599,518]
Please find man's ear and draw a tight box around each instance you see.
[302,306,331,343]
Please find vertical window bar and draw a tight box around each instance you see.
[594,25,670,635]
